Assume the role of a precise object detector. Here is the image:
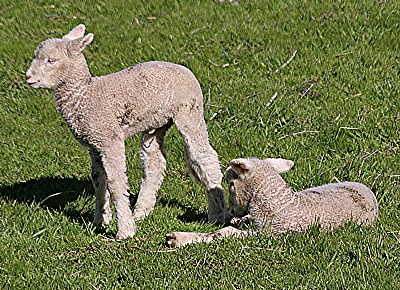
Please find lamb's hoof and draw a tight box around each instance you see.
[133,212,147,221]
[166,232,201,247]
[224,211,234,223]
[93,220,109,234]
[116,223,137,240]
[116,229,136,240]
[166,232,184,247]
[133,208,154,221]
[93,211,112,229]
[208,213,226,225]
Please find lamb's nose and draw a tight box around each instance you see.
[26,71,33,82]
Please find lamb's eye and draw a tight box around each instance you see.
[229,181,234,188]
[47,58,57,64]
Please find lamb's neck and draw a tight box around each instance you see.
[269,181,295,211]
[52,64,93,141]
[250,174,296,225]
[262,173,294,201]
[53,69,92,116]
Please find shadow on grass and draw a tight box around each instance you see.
[0,177,208,226]
[157,196,208,223]
[0,177,95,225]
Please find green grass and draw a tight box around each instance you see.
[0,0,399,288]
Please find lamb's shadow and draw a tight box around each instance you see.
[157,196,208,223]
[0,177,208,226]
[0,177,95,225]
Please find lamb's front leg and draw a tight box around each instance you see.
[101,141,136,240]
[90,149,112,229]
[166,226,250,247]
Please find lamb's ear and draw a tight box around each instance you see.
[63,24,86,40]
[264,158,294,173]
[66,33,94,56]
[229,158,253,178]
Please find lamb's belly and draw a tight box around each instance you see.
[121,113,172,139]
[276,213,318,232]
[288,207,353,231]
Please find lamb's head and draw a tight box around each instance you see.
[226,157,294,218]
[26,24,93,89]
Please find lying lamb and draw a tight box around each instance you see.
[167,157,378,247]
[26,24,226,239]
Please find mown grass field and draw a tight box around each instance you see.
[0,0,399,288]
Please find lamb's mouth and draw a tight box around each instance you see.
[26,80,40,87]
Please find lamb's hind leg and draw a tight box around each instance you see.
[90,149,112,229]
[133,123,172,221]
[175,113,226,224]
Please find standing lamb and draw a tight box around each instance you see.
[25,24,226,240]
[167,157,378,247]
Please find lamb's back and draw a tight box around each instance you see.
[94,61,202,105]
[296,182,378,227]
[89,61,203,137]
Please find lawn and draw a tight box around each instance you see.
[0,0,399,289]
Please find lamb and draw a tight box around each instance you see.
[25,24,226,240]
[167,157,378,247]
